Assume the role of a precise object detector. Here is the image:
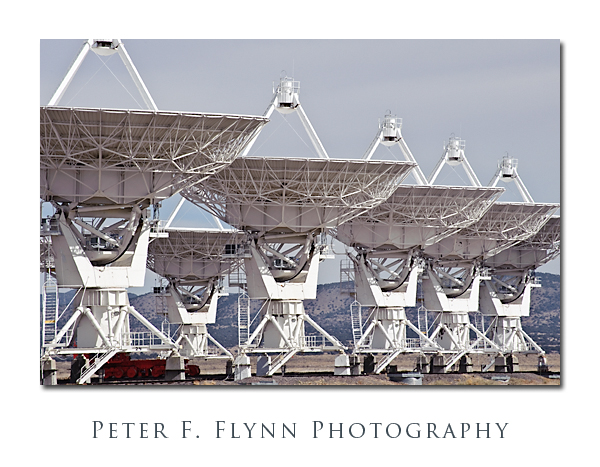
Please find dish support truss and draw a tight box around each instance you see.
[182,156,416,378]
[428,135,483,187]
[48,39,158,110]
[40,107,267,384]
[363,123,481,186]
[488,154,535,203]
[420,202,559,372]
[242,75,329,159]
[147,228,248,361]
[334,184,504,374]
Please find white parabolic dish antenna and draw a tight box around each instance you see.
[39,39,271,384]
[147,229,245,282]
[422,201,560,264]
[483,214,560,272]
[39,107,268,383]
[41,106,268,208]
[334,184,505,253]
[181,156,417,235]
[476,215,561,357]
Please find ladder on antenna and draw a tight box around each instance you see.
[417,305,429,345]
[238,292,250,346]
[471,312,486,349]
[42,277,59,346]
[350,301,363,347]
[77,349,120,385]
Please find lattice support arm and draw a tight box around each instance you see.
[115,40,158,111]
[48,39,93,106]
[397,138,428,186]
[462,157,482,187]
[295,103,329,159]
[514,177,535,204]
[428,156,447,185]
[363,129,384,161]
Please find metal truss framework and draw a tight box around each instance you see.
[183,156,417,235]
[423,202,560,264]
[148,228,245,279]
[428,135,482,187]
[363,113,428,185]
[335,185,504,253]
[182,155,417,378]
[48,39,158,111]
[41,107,268,207]
[488,155,534,203]
[242,75,329,160]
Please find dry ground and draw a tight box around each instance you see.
[50,352,560,386]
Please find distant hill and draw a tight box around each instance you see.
[42,272,561,353]
[521,272,561,353]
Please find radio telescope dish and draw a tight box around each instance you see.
[335,184,504,253]
[178,76,416,379]
[41,106,268,208]
[336,112,506,374]
[148,228,245,282]
[484,215,560,272]
[421,199,559,373]
[423,201,560,264]
[146,228,246,360]
[334,185,505,374]
[333,183,506,374]
[421,201,558,309]
[182,156,417,235]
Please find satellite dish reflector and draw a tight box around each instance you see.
[182,156,417,235]
[148,229,245,281]
[423,201,560,262]
[484,215,560,271]
[40,107,268,207]
[335,184,505,252]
